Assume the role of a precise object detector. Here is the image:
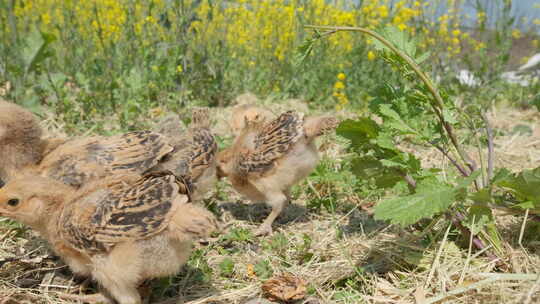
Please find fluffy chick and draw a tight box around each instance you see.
[153,107,218,201]
[217,110,339,235]
[0,102,217,201]
[229,104,275,136]
[0,172,218,304]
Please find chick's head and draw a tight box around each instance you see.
[0,175,69,227]
[230,104,273,135]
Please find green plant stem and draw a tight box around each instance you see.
[305,25,475,176]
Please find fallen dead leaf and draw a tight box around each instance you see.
[261,273,307,302]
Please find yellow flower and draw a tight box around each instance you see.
[512,29,522,39]
[334,81,345,90]
[176,65,183,73]
[367,50,376,61]
[337,73,346,80]
[452,29,461,36]
[397,23,407,31]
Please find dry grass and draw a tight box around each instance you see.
[1,96,539,304]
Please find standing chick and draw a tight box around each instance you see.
[217,110,339,235]
[0,172,218,304]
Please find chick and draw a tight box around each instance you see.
[0,172,218,304]
[217,110,339,235]
[0,102,217,201]
[153,107,218,201]
[229,104,275,136]
[0,100,173,187]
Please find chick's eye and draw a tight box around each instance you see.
[7,199,19,207]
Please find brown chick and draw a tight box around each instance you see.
[0,172,218,304]
[153,107,218,201]
[0,102,217,202]
[229,104,275,136]
[0,100,173,187]
[217,110,339,235]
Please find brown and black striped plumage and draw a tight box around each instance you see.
[59,173,183,253]
[155,108,218,199]
[38,131,173,188]
[236,111,304,175]
[0,171,218,304]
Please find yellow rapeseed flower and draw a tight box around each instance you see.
[334,81,345,90]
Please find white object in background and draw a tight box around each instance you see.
[518,53,540,71]
[457,69,479,87]
[501,71,530,86]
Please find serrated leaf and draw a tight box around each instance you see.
[466,203,493,235]
[496,167,540,207]
[415,51,431,64]
[373,26,416,58]
[374,179,456,226]
[337,118,380,149]
[470,189,492,203]
[379,104,417,134]
[294,38,315,67]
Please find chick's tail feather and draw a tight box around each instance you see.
[168,202,219,241]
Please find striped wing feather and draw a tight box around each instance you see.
[237,111,304,175]
[60,173,182,253]
[39,131,173,188]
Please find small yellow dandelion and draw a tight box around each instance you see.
[337,73,346,80]
[367,51,376,61]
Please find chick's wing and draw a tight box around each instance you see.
[39,131,173,188]
[237,111,304,175]
[59,173,185,253]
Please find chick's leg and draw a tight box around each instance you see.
[256,192,287,236]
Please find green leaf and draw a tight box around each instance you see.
[374,178,456,226]
[218,258,235,277]
[378,104,417,134]
[254,260,273,279]
[496,167,540,207]
[22,30,57,75]
[415,51,431,64]
[336,118,379,149]
[373,26,417,58]
[466,203,493,235]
